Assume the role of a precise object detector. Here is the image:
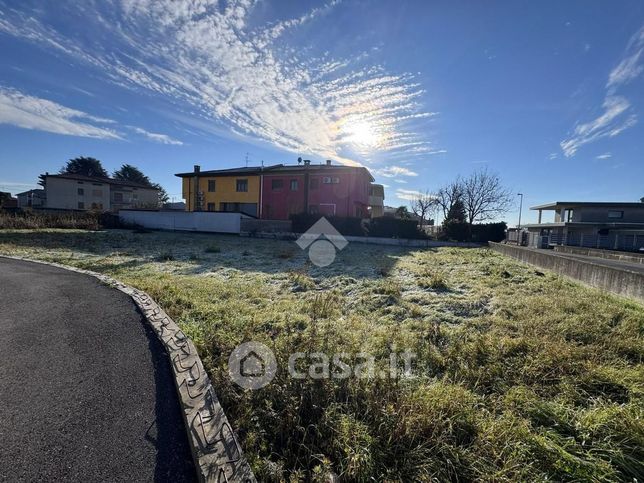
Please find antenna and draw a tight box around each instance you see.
[245,152,249,167]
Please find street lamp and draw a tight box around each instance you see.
[517,193,524,230]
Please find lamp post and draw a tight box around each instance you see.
[517,193,524,230]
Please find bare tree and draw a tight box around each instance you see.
[435,179,463,220]
[461,168,512,225]
[409,190,437,227]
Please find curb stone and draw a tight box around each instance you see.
[0,255,256,483]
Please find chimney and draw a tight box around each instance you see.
[194,165,201,173]
[326,159,332,166]
[303,159,311,166]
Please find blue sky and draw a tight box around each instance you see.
[1,0,643,224]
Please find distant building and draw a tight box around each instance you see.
[176,160,378,220]
[41,174,159,212]
[525,201,644,251]
[16,189,45,209]
[0,191,18,208]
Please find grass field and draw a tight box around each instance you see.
[1,229,642,482]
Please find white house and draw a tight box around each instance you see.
[41,174,159,212]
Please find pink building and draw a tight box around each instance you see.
[260,161,374,220]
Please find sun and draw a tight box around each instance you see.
[344,120,380,149]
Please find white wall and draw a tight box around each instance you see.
[119,210,245,233]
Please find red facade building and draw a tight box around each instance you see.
[260,161,373,219]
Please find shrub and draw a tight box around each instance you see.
[205,244,221,253]
[442,220,469,241]
[471,222,507,243]
[368,217,426,239]
[0,210,103,230]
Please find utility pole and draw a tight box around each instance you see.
[517,192,524,230]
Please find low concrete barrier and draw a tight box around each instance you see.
[553,245,644,265]
[490,242,644,303]
[119,210,246,234]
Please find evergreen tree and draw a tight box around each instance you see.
[60,157,108,178]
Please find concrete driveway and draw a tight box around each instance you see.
[0,258,196,482]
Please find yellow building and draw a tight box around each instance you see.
[177,165,260,216]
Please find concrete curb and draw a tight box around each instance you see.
[0,255,256,483]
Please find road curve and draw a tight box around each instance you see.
[0,258,196,482]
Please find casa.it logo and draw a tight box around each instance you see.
[296,217,348,267]
[228,341,277,390]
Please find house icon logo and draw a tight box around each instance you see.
[296,217,348,267]
[228,341,277,390]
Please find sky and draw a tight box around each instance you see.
[1,0,643,224]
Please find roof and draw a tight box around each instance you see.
[44,173,157,190]
[16,189,45,196]
[531,201,644,210]
[175,163,375,181]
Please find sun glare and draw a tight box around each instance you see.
[344,120,381,149]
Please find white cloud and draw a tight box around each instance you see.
[130,127,183,145]
[560,96,637,157]
[0,1,434,165]
[607,26,644,90]
[0,87,121,139]
[395,188,426,201]
[596,152,612,159]
[561,25,643,157]
[374,166,418,177]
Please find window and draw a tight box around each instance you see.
[91,202,103,210]
[271,179,284,191]
[92,183,103,186]
[77,188,84,196]
[78,202,85,209]
[92,189,103,197]
[208,180,216,192]
[309,205,318,214]
[133,194,138,200]
[207,202,216,211]
[310,178,319,189]
[113,192,124,203]
[236,179,248,192]
[608,210,624,219]
[290,179,298,191]
[322,176,340,184]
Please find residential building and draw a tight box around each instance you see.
[16,189,45,209]
[368,184,385,217]
[524,201,644,252]
[40,173,159,212]
[176,165,261,216]
[176,160,376,220]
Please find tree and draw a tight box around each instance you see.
[461,168,512,225]
[435,179,463,221]
[445,198,466,222]
[395,206,412,219]
[60,157,108,178]
[113,164,168,206]
[113,164,152,185]
[409,190,437,227]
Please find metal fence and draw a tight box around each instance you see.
[540,232,644,252]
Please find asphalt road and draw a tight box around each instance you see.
[0,258,196,482]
